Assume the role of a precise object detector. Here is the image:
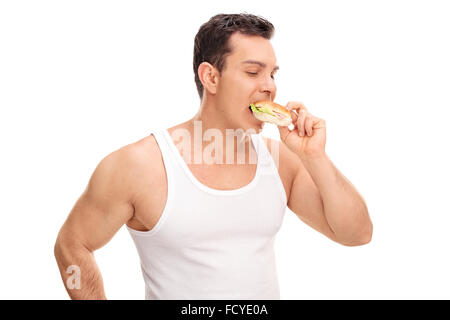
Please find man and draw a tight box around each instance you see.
[54,13,372,300]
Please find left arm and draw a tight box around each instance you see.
[278,101,373,246]
[291,152,372,246]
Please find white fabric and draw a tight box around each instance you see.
[127,128,287,300]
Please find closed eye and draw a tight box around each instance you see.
[246,72,275,79]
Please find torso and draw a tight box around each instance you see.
[125,126,295,232]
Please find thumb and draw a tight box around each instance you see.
[278,109,297,141]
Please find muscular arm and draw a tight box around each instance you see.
[277,139,372,246]
[293,153,372,246]
[54,147,136,299]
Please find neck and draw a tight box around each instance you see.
[189,97,252,147]
[171,97,257,165]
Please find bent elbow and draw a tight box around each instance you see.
[350,211,373,246]
[354,231,372,246]
[339,222,373,247]
[362,219,374,244]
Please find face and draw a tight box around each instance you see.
[214,32,279,133]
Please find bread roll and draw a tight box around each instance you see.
[249,101,292,126]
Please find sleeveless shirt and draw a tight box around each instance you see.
[127,128,287,299]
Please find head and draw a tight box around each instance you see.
[193,13,278,131]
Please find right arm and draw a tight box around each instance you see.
[54,148,136,299]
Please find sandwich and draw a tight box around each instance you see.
[249,101,292,126]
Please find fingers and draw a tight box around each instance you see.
[289,108,298,123]
[298,109,308,136]
[283,101,322,138]
[291,109,309,137]
[305,114,313,136]
[286,101,308,113]
[285,101,315,137]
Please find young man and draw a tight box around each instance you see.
[54,13,372,300]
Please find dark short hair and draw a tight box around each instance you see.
[193,13,275,100]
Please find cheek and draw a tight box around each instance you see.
[219,73,258,103]
[228,76,254,96]
[239,78,259,96]
[220,73,244,91]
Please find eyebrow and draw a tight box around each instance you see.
[241,60,279,72]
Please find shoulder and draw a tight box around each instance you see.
[120,133,163,171]
[94,133,166,201]
[101,134,158,173]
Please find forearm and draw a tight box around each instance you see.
[54,238,106,300]
[299,152,372,244]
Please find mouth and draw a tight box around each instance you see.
[248,104,263,124]
[248,104,257,116]
[249,103,263,114]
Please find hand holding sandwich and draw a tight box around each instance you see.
[249,100,326,158]
[278,101,326,159]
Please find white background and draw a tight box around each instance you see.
[1,0,449,299]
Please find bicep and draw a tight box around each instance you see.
[287,155,339,242]
[58,151,135,252]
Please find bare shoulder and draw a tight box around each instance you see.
[121,134,163,169]
[115,133,167,199]
[119,133,168,232]
[84,134,164,209]
[55,133,167,251]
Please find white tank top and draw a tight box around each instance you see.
[127,128,287,299]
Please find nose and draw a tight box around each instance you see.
[261,87,276,101]
[262,90,272,101]
[261,77,276,101]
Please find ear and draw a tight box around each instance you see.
[198,62,220,95]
